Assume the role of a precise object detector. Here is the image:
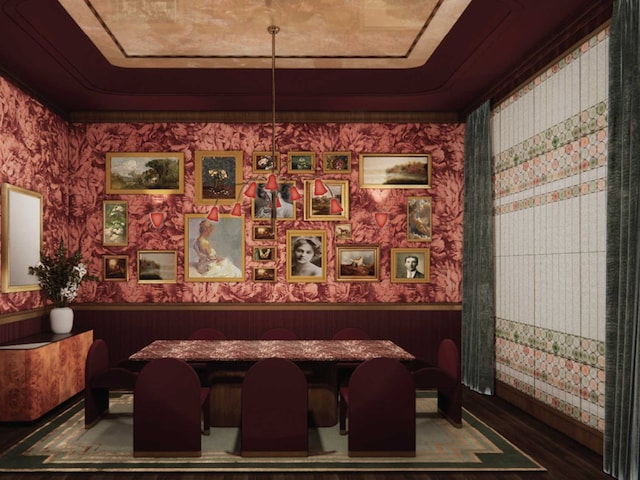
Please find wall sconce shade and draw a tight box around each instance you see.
[244,182,257,198]
[149,211,166,229]
[330,198,344,214]
[207,206,219,222]
[289,185,302,201]
[230,203,242,216]
[314,179,328,196]
[265,174,278,191]
[374,212,389,228]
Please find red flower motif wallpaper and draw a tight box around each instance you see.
[0,77,464,311]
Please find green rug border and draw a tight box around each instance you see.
[0,391,545,472]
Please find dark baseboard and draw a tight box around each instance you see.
[496,380,603,455]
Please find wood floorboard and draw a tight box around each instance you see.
[0,387,612,480]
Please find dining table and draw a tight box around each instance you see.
[129,339,415,427]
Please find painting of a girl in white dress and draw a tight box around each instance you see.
[185,214,244,281]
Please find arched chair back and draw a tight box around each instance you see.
[134,357,209,457]
[410,338,462,427]
[189,328,227,340]
[260,327,300,340]
[332,327,370,340]
[341,357,415,457]
[85,339,137,428]
[241,357,308,456]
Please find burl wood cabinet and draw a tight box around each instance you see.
[0,329,93,421]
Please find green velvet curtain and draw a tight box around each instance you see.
[604,1,640,478]
[461,101,495,394]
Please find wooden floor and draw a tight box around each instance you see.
[0,387,612,480]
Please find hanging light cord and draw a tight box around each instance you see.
[268,25,280,229]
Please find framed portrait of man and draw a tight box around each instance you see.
[390,247,430,283]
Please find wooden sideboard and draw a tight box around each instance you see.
[0,329,93,422]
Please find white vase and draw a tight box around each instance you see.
[50,307,74,334]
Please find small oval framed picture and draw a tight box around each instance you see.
[390,248,429,283]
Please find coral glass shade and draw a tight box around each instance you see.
[207,206,219,221]
[374,212,389,228]
[265,174,278,191]
[330,198,343,214]
[149,211,166,228]
[244,182,257,198]
[289,186,302,201]
[314,179,328,196]
[230,203,242,216]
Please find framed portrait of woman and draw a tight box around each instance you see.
[184,213,244,282]
[286,229,327,283]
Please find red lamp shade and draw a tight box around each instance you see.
[265,174,278,191]
[329,198,343,214]
[207,206,219,221]
[149,211,166,229]
[374,212,389,228]
[244,182,257,198]
[230,203,242,216]
[275,195,282,208]
[289,185,302,201]
[314,179,328,196]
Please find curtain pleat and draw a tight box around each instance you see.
[604,1,640,478]
[461,101,495,394]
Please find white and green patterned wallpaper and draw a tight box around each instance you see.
[491,27,608,432]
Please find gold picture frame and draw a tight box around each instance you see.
[359,153,431,189]
[251,181,297,221]
[286,229,327,283]
[103,200,128,246]
[184,214,244,282]
[407,196,432,242]
[252,225,275,241]
[253,246,277,262]
[194,150,243,205]
[252,151,280,173]
[322,151,351,173]
[103,255,128,282]
[253,267,276,282]
[390,247,430,283]
[106,152,184,194]
[287,151,316,173]
[303,179,349,221]
[1,183,42,293]
[137,250,177,284]
[335,245,380,282]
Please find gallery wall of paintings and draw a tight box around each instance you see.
[0,75,465,309]
[77,121,464,305]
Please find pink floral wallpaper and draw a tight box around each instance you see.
[0,76,464,311]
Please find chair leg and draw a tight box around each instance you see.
[339,390,348,435]
[201,389,211,436]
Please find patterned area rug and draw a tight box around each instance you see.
[0,392,544,472]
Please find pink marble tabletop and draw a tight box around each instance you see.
[129,339,414,362]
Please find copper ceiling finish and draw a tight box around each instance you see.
[0,0,612,119]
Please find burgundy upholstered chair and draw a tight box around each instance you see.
[332,327,370,340]
[410,338,462,427]
[188,327,227,385]
[260,327,300,339]
[339,357,415,457]
[84,339,138,428]
[133,357,210,457]
[189,327,227,340]
[331,327,371,388]
[241,357,308,456]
